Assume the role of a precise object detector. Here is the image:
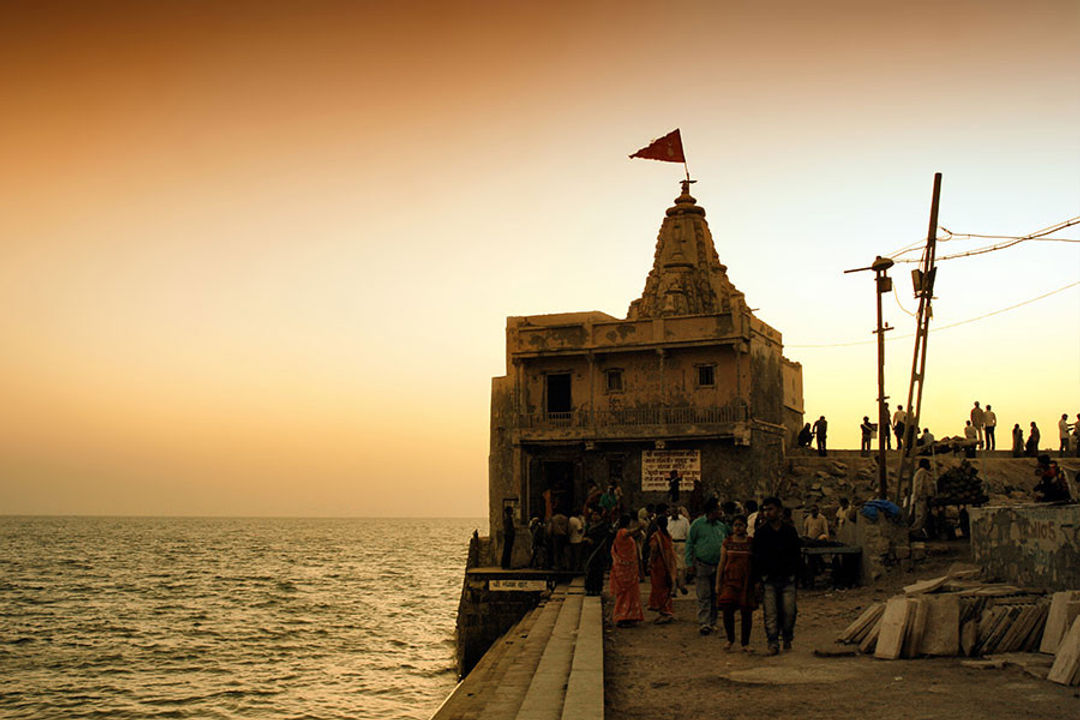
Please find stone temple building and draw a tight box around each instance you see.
[488,181,803,529]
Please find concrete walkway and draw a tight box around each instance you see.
[432,578,603,720]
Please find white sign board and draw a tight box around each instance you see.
[489,579,549,592]
[641,450,701,492]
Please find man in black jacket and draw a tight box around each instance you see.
[753,496,802,655]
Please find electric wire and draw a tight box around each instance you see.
[887,216,1080,263]
[787,281,1079,348]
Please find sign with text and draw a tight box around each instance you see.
[489,579,549,592]
[641,450,701,492]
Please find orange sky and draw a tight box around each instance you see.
[1,0,1077,516]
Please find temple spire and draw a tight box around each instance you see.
[627,181,745,320]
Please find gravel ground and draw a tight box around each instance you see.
[604,545,1080,719]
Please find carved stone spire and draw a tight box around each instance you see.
[627,181,745,319]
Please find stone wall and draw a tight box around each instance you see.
[970,504,1080,591]
[454,534,548,677]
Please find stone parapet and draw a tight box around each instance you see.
[970,503,1080,591]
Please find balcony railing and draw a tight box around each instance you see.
[518,403,748,429]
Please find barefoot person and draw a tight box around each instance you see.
[716,514,756,652]
[647,515,677,624]
[610,513,645,627]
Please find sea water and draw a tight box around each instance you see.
[0,516,485,720]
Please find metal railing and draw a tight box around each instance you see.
[518,403,748,429]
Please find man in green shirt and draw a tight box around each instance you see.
[685,497,728,634]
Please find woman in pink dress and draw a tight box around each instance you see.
[610,513,645,627]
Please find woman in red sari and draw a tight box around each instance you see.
[610,513,645,627]
[716,514,756,651]
[647,515,676,623]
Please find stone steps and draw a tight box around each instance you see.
[432,578,604,720]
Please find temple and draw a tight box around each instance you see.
[488,181,804,529]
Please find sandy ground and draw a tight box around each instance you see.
[603,545,1080,719]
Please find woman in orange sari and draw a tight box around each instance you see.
[647,515,676,623]
[716,514,756,651]
[610,513,645,627]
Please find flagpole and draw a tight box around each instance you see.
[683,161,691,183]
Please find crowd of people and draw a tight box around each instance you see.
[795,404,1080,459]
[606,496,803,655]
[507,485,864,656]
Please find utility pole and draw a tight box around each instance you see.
[843,255,895,499]
[895,173,943,506]
[872,256,894,499]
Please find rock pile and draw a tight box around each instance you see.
[931,460,989,507]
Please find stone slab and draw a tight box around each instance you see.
[875,597,911,660]
[1048,615,1080,685]
[921,595,961,656]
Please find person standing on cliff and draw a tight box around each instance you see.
[812,416,828,457]
[685,497,727,635]
[1012,423,1025,457]
[1027,421,1041,456]
[970,401,986,449]
[1059,413,1072,457]
[882,402,893,450]
[752,497,801,655]
[983,404,997,451]
[860,416,873,457]
[893,405,907,450]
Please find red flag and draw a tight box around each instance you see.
[629,129,685,163]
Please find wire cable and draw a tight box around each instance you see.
[889,216,1080,263]
[787,281,1080,348]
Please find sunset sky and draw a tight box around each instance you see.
[1,0,1077,517]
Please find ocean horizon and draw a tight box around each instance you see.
[0,516,486,720]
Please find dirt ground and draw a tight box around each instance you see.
[603,544,1080,720]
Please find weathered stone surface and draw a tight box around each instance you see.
[970,504,1080,591]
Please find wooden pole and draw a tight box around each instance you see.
[895,173,942,506]
[873,257,894,499]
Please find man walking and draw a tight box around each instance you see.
[685,497,727,635]
[893,405,907,450]
[812,415,828,457]
[882,402,893,450]
[984,404,997,451]
[753,497,801,655]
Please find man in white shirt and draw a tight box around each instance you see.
[568,513,585,571]
[667,506,691,594]
[984,404,997,451]
[745,500,761,538]
[1059,413,1072,457]
[893,406,908,450]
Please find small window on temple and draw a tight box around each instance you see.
[606,369,623,392]
[697,364,716,387]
